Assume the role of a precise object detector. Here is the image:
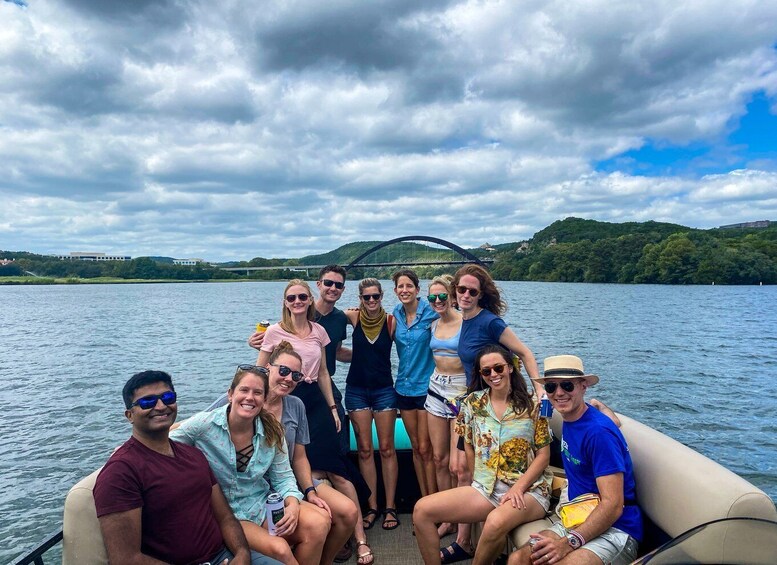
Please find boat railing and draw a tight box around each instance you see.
[10,528,62,565]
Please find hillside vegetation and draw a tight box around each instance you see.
[3,218,775,284]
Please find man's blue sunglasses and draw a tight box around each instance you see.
[131,391,177,410]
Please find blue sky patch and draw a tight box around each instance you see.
[596,91,777,177]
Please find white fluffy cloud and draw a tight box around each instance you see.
[1,0,776,260]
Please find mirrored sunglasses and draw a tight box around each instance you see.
[131,390,177,410]
[427,293,449,303]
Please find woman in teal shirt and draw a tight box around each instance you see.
[171,365,330,565]
[392,269,439,503]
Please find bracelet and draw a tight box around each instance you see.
[329,404,337,410]
[303,486,317,499]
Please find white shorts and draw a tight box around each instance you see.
[471,479,551,512]
[424,372,467,419]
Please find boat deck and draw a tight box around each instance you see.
[340,512,473,565]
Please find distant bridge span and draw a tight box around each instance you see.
[345,235,489,270]
[219,235,491,275]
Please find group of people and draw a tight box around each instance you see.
[93,263,643,565]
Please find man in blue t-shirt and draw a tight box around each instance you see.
[510,355,642,565]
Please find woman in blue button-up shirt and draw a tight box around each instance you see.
[171,365,330,564]
[392,269,439,504]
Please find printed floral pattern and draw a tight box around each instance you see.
[456,389,553,496]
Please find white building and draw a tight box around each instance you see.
[52,252,131,261]
[173,258,205,265]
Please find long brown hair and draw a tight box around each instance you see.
[229,365,285,451]
[471,344,531,415]
[453,264,506,316]
[280,279,316,334]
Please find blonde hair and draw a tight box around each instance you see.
[280,279,316,334]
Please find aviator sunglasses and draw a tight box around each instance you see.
[285,293,310,303]
[479,363,509,378]
[271,363,304,382]
[131,391,177,410]
[456,286,480,297]
[543,381,577,394]
[361,293,381,301]
[427,293,449,302]
[321,279,345,290]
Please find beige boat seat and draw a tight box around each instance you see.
[62,469,107,565]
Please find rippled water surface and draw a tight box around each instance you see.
[2,281,776,562]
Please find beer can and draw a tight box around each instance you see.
[266,492,284,536]
[256,320,270,333]
[540,394,553,418]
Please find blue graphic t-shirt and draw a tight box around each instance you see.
[560,405,642,541]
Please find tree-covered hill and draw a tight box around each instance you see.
[490,218,776,284]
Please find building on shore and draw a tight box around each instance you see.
[52,252,131,261]
[719,220,772,229]
[173,258,205,265]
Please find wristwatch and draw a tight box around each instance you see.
[566,530,584,549]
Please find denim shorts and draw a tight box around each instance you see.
[425,372,468,419]
[345,384,397,413]
[546,522,638,565]
[396,392,427,411]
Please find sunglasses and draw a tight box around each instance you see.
[456,286,480,297]
[237,364,269,377]
[480,363,509,378]
[321,279,344,290]
[131,390,177,410]
[427,293,449,303]
[361,293,381,302]
[543,381,577,394]
[271,363,304,382]
[285,293,309,303]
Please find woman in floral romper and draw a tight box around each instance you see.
[413,344,553,565]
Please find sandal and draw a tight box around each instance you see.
[362,508,379,530]
[382,507,400,530]
[440,541,474,564]
[355,540,374,565]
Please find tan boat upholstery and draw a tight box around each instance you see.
[62,469,107,565]
[498,412,777,559]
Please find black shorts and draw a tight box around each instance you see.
[396,393,427,411]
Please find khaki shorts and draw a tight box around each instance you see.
[546,522,638,565]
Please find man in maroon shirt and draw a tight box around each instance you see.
[93,370,281,565]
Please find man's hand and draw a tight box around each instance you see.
[307,491,332,518]
[248,331,266,351]
[529,533,572,564]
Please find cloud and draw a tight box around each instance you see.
[1,0,777,260]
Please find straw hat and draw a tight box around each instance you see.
[539,355,599,386]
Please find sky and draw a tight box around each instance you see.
[2,0,777,261]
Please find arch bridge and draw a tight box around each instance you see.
[345,235,491,271]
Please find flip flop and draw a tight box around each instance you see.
[382,507,400,530]
[362,508,379,530]
[440,541,473,564]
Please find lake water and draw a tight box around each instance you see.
[2,280,776,562]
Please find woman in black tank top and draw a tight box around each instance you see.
[344,278,401,532]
